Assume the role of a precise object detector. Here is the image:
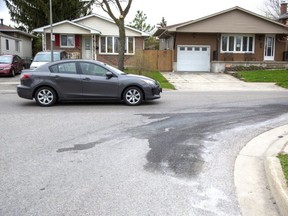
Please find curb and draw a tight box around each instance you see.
[265,157,288,216]
[235,125,288,216]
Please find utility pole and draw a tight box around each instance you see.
[50,0,54,62]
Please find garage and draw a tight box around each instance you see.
[177,45,211,72]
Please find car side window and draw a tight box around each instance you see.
[80,62,107,77]
[50,62,77,74]
[15,56,20,63]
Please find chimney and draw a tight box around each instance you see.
[281,0,288,15]
[0,19,3,26]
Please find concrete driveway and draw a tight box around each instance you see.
[162,72,286,91]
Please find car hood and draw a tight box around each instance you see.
[30,61,47,69]
[125,74,155,82]
[0,63,11,68]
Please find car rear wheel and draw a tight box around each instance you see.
[35,87,57,106]
[123,87,143,106]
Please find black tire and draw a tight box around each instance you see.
[35,87,57,106]
[11,69,15,77]
[123,87,143,106]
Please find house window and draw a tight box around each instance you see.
[114,37,119,53]
[107,36,113,53]
[221,34,254,53]
[15,41,20,52]
[6,39,9,50]
[127,37,134,54]
[60,35,75,48]
[100,36,135,54]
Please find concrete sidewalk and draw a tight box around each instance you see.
[162,72,286,91]
[235,125,288,216]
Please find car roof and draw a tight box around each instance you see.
[50,59,106,65]
[36,50,66,54]
[0,54,17,57]
[34,59,108,71]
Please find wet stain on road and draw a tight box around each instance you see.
[129,104,288,178]
[57,141,101,152]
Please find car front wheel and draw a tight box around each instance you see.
[123,87,143,106]
[11,69,15,77]
[35,87,57,106]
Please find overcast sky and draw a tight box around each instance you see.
[0,0,267,27]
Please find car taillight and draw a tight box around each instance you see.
[21,73,32,79]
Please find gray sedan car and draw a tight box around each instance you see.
[17,60,162,106]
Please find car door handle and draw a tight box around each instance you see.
[82,77,91,81]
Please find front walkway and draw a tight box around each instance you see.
[162,72,286,91]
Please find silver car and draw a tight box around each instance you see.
[17,60,162,106]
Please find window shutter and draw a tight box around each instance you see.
[55,34,60,46]
[75,35,80,48]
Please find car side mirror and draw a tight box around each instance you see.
[106,71,114,79]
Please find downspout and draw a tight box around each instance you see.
[216,33,220,61]
[42,33,46,51]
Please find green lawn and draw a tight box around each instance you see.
[234,70,288,89]
[125,70,175,90]
[278,154,288,185]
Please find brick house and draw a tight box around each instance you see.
[154,6,288,72]
[33,14,149,67]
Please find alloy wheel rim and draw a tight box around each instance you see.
[126,89,140,104]
[38,89,53,105]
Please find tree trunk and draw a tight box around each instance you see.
[118,18,125,71]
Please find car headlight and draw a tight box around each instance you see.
[3,67,11,70]
[142,79,156,85]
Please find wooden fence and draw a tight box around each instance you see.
[132,50,173,72]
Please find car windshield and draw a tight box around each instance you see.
[106,64,126,75]
[34,53,61,62]
[0,56,12,64]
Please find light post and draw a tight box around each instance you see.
[50,0,54,62]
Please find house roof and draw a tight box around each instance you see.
[154,6,288,37]
[73,13,149,36]
[33,20,101,34]
[0,24,36,38]
[33,13,149,37]
[0,32,21,40]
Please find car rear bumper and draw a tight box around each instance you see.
[17,85,33,100]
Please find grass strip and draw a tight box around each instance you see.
[234,70,288,89]
[278,154,288,185]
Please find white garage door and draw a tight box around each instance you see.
[177,46,210,72]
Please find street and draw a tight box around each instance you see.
[1,76,288,216]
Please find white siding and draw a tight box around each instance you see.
[75,16,142,36]
[0,37,17,55]
[44,23,90,34]
[0,34,33,60]
[20,35,33,59]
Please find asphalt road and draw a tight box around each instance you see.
[1,76,288,216]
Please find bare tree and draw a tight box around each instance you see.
[261,0,281,19]
[94,0,132,71]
